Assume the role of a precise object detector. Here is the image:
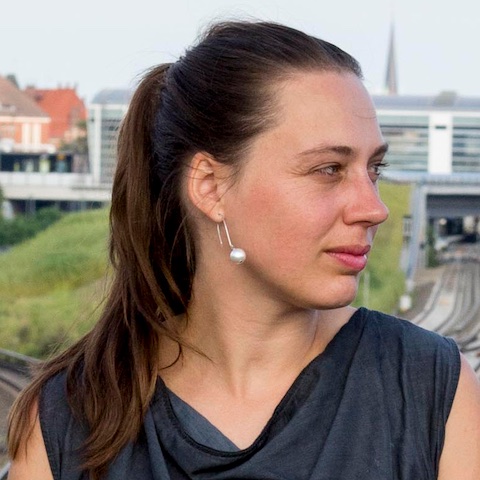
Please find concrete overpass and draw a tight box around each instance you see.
[425,186,480,218]
[0,172,111,213]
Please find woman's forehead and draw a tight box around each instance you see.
[254,71,381,152]
[273,71,375,119]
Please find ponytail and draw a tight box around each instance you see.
[8,64,188,480]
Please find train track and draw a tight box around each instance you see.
[413,244,480,374]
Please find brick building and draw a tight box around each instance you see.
[25,86,87,149]
[0,76,52,153]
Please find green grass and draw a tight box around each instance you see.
[0,182,411,357]
[0,208,110,297]
[0,208,110,357]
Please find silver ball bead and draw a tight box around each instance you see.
[230,248,246,264]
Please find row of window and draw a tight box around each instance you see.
[378,115,480,173]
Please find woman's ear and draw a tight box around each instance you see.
[186,152,230,221]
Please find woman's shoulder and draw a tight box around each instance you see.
[38,369,89,479]
[360,307,459,355]
[39,370,69,433]
[39,369,71,420]
[357,307,461,384]
[358,307,461,412]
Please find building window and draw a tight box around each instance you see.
[452,117,480,173]
[378,114,429,172]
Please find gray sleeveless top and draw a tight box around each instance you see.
[39,308,460,479]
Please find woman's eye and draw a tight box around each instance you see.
[314,165,340,176]
[369,161,389,179]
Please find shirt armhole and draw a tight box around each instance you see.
[38,378,63,480]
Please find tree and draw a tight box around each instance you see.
[59,120,88,155]
[0,206,63,247]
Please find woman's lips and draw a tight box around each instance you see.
[325,245,371,272]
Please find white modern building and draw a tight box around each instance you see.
[87,89,132,185]
[373,92,480,175]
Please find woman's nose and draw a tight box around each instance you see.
[343,177,389,226]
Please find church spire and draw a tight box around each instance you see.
[385,23,398,95]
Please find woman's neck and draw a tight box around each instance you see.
[160,272,355,399]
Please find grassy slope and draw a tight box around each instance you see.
[0,209,110,357]
[354,181,411,313]
[0,182,410,358]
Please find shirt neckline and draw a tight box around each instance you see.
[154,307,367,458]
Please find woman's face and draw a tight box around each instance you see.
[221,71,389,310]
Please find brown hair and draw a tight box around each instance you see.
[8,20,362,478]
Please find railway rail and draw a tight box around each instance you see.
[413,243,480,374]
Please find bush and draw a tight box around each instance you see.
[0,186,4,215]
[0,207,63,247]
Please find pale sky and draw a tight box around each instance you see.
[2,0,480,103]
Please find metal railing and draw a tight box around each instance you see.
[0,349,38,388]
[0,462,9,480]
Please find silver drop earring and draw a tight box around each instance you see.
[216,220,246,264]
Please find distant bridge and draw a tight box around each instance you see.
[0,172,111,212]
[426,186,480,218]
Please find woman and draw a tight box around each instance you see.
[7,21,480,480]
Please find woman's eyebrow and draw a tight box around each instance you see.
[297,145,355,158]
[372,143,389,157]
[297,142,389,159]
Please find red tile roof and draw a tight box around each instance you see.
[25,87,86,140]
[0,76,48,118]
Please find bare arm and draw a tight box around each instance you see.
[438,354,480,479]
[8,402,54,480]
